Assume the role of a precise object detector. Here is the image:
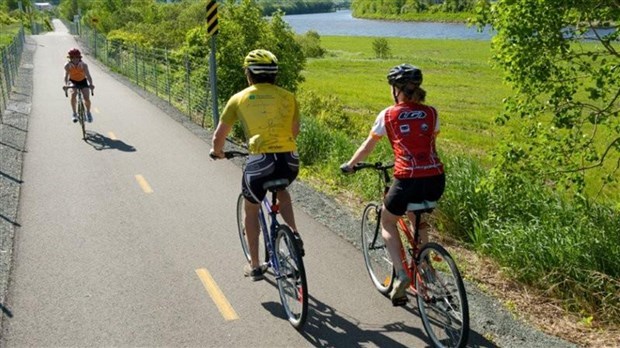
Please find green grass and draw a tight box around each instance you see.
[302,36,511,165]
[297,35,620,327]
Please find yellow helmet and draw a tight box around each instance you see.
[243,49,278,74]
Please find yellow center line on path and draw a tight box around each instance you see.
[108,132,117,140]
[134,175,153,193]
[195,268,239,321]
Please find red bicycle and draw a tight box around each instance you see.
[351,162,469,348]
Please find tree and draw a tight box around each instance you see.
[474,0,620,199]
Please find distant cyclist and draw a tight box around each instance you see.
[340,64,445,303]
[63,48,94,123]
[210,49,304,281]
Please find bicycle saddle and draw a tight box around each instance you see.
[263,179,289,191]
[407,200,437,213]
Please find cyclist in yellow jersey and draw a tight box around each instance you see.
[210,49,303,281]
[63,48,95,123]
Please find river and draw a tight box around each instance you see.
[283,10,493,40]
[283,9,614,41]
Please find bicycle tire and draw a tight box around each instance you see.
[236,194,268,264]
[274,225,308,329]
[361,203,394,295]
[77,98,86,140]
[415,242,469,348]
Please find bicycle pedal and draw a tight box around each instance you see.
[391,296,409,307]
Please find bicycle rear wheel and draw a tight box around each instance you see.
[236,194,267,264]
[361,203,394,295]
[274,225,308,329]
[415,242,469,348]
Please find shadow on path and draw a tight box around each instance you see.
[258,275,497,347]
[84,131,136,152]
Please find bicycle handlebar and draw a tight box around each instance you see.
[352,162,394,172]
[209,150,249,160]
[63,85,94,97]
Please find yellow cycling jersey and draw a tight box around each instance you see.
[220,83,299,154]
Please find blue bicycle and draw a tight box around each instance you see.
[214,150,308,329]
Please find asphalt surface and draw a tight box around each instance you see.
[0,34,578,347]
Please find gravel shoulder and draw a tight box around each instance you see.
[0,36,578,348]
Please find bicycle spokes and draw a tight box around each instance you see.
[416,243,469,348]
[274,226,308,329]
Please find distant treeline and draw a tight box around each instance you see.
[258,0,351,16]
[351,0,478,15]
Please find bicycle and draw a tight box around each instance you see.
[63,85,93,140]
[350,162,469,348]
[210,150,308,329]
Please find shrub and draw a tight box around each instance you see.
[372,37,391,59]
[296,30,326,58]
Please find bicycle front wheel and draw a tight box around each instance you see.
[274,225,308,329]
[77,100,86,140]
[236,194,267,263]
[415,242,469,348]
[361,203,394,295]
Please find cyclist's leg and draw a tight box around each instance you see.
[406,211,430,246]
[277,189,297,232]
[242,154,273,270]
[275,152,299,232]
[70,90,77,113]
[243,198,262,269]
[380,208,406,275]
[383,178,413,302]
[82,87,91,112]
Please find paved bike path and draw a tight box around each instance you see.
[0,20,576,348]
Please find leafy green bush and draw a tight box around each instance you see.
[372,38,391,59]
[440,152,620,324]
[296,30,326,58]
[298,89,358,136]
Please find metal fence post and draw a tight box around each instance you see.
[185,54,191,117]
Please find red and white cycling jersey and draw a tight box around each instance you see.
[370,102,444,179]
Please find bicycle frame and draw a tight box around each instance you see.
[64,85,90,140]
[360,163,428,294]
[257,192,285,277]
[354,161,470,347]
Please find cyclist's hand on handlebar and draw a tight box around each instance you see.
[340,163,354,174]
[209,149,225,160]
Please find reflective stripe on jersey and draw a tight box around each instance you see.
[220,83,299,154]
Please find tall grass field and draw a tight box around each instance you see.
[296,36,619,328]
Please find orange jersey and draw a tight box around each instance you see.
[66,61,86,81]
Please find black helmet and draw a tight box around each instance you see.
[387,64,423,86]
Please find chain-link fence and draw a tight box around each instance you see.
[0,26,26,123]
[76,25,215,129]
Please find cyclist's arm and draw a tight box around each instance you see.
[292,98,300,138]
[211,121,233,158]
[82,63,94,88]
[344,109,385,167]
[63,63,70,85]
[345,132,380,167]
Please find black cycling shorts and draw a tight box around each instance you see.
[69,79,89,89]
[242,152,299,204]
[384,173,445,216]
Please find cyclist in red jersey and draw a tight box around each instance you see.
[341,64,445,303]
[63,48,95,123]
